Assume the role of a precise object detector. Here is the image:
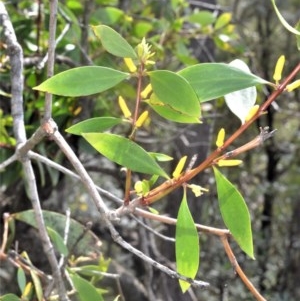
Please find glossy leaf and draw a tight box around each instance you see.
[82,133,169,178]
[33,66,129,96]
[176,189,199,292]
[213,167,254,258]
[70,273,103,301]
[66,117,125,135]
[178,63,269,102]
[148,70,201,117]
[148,94,201,124]
[92,25,137,59]
[224,60,257,124]
[47,226,68,256]
[13,210,101,256]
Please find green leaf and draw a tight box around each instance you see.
[224,60,257,124]
[47,226,69,256]
[213,167,254,258]
[147,94,201,124]
[17,267,26,293]
[148,70,201,117]
[66,117,125,135]
[148,152,173,162]
[92,25,137,59]
[0,294,20,301]
[176,189,199,293]
[214,12,231,30]
[91,7,124,25]
[13,210,101,256]
[82,133,169,179]
[70,273,104,301]
[271,0,300,36]
[188,11,216,27]
[33,66,129,97]
[178,63,269,102]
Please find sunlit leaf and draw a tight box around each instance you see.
[70,273,104,301]
[149,70,201,117]
[213,167,254,258]
[92,25,137,59]
[214,12,231,30]
[176,189,199,292]
[13,210,101,256]
[33,67,129,97]
[82,133,169,178]
[179,63,269,102]
[66,117,124,135]
[224,60,257,124]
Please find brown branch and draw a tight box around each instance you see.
[221,235,267,301]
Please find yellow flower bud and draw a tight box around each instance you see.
[141,84,153,99]
[172,156,187,178]
[136,110,149,128]
[216,128,225,148]
[245,104,259,122]
[273,55,285,83]
[21,282,33,299]
[187,184,209,197]
[124,57,137,73]
[118,96,131,118]
[217,159,243,167]
[286,79,300,92]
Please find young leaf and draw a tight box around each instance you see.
[148,70,201,118]
[70,273,104,301]
[178,63,269,102]
[66,117,124,135]
[92,25,137,59]
[176,189,200,293]
[47,226,68,256]
[224,60,257,124]
[82,133,169,178]
[213,167,254,258]
[13,210,101,256]
[33,66,129,97]
[17,267,26,293]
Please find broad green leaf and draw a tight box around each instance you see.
[47,226,68,256]
[271,0,300,36]
[91,7,124,25]
[178,63,269,102]
[213,167,254,258]
[176,189,199,293]
[66,117,125,135]
[92,25,137,59]
[188,11,216,27]
[13,210,101,256]
[82,133,169,179]
[33,66,129,97]
[148,94,201,123]
[148,70,201,117]
[17,267,26,293]
[70,273,104,301]
[0,294,20,301]
[224,60,257,124]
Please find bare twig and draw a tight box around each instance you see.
[221,235,267,301]
[0,3,69,300]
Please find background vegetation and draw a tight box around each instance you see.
[1,0,299,300]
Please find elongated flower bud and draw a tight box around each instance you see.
[141,84,153,99]
[136,111,149,128]
[118,96,131,118]
[286,79,300,92]
[216,128,225,148]
[273,55,285,83]
[217,159,243,167]
[172,156,187,178]
[245,104,259,122]
[124,57,137,73]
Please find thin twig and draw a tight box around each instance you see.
[221,235,267,301]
